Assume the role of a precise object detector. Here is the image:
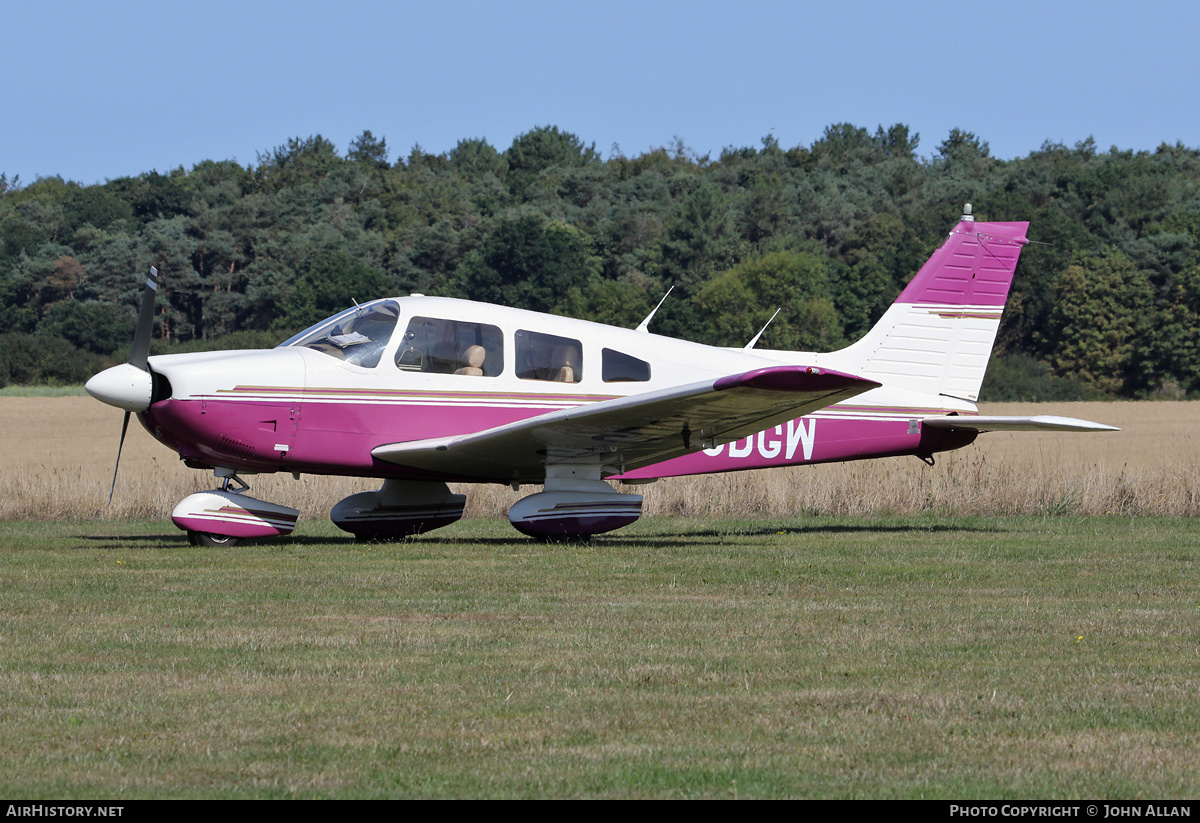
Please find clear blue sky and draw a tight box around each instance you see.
[4,0,1198,185]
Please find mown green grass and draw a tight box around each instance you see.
[0,516,1197,798]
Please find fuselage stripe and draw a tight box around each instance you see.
[188,389,973,420]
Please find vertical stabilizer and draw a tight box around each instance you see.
[834,211,1028,402]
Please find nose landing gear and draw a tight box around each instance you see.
[171,470,300,547]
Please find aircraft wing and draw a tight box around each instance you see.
[921,415,1119,433]
[372,366,880,483]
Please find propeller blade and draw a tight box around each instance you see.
[108,411,131,504]
[103,267,158,504]
[129,266,159,371]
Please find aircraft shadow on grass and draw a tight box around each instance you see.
[76,520,1012,552]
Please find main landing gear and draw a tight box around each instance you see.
[330,479,466,540]
[506,465,643,538]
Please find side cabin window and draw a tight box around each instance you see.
[516,330,582,383]
[602,348,651,383]
[278,301,399,369]
[396,316,504,376]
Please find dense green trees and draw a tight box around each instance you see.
[446,214,600,314]
[3,123,1199,398]
[1046,249,1154,394]
[698,251,842,351]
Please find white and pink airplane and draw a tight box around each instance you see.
[86,206,1117,545]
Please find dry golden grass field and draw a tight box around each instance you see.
[3,397,1196,525]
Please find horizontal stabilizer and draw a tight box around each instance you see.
[921,415,1120,433]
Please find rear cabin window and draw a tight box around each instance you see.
[515,330,583,383]
[602,348,651,382]
[395,317,504,376]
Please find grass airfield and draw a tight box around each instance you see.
[2,515,1197,799]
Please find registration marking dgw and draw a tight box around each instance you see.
[703,418,817,461]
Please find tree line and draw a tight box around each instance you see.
[2,124,1199,399]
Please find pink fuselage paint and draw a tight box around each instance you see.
[141,394,976,483]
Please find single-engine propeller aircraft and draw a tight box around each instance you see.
[86,207,1117,544]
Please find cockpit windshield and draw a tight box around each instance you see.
[277,300,400,368]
